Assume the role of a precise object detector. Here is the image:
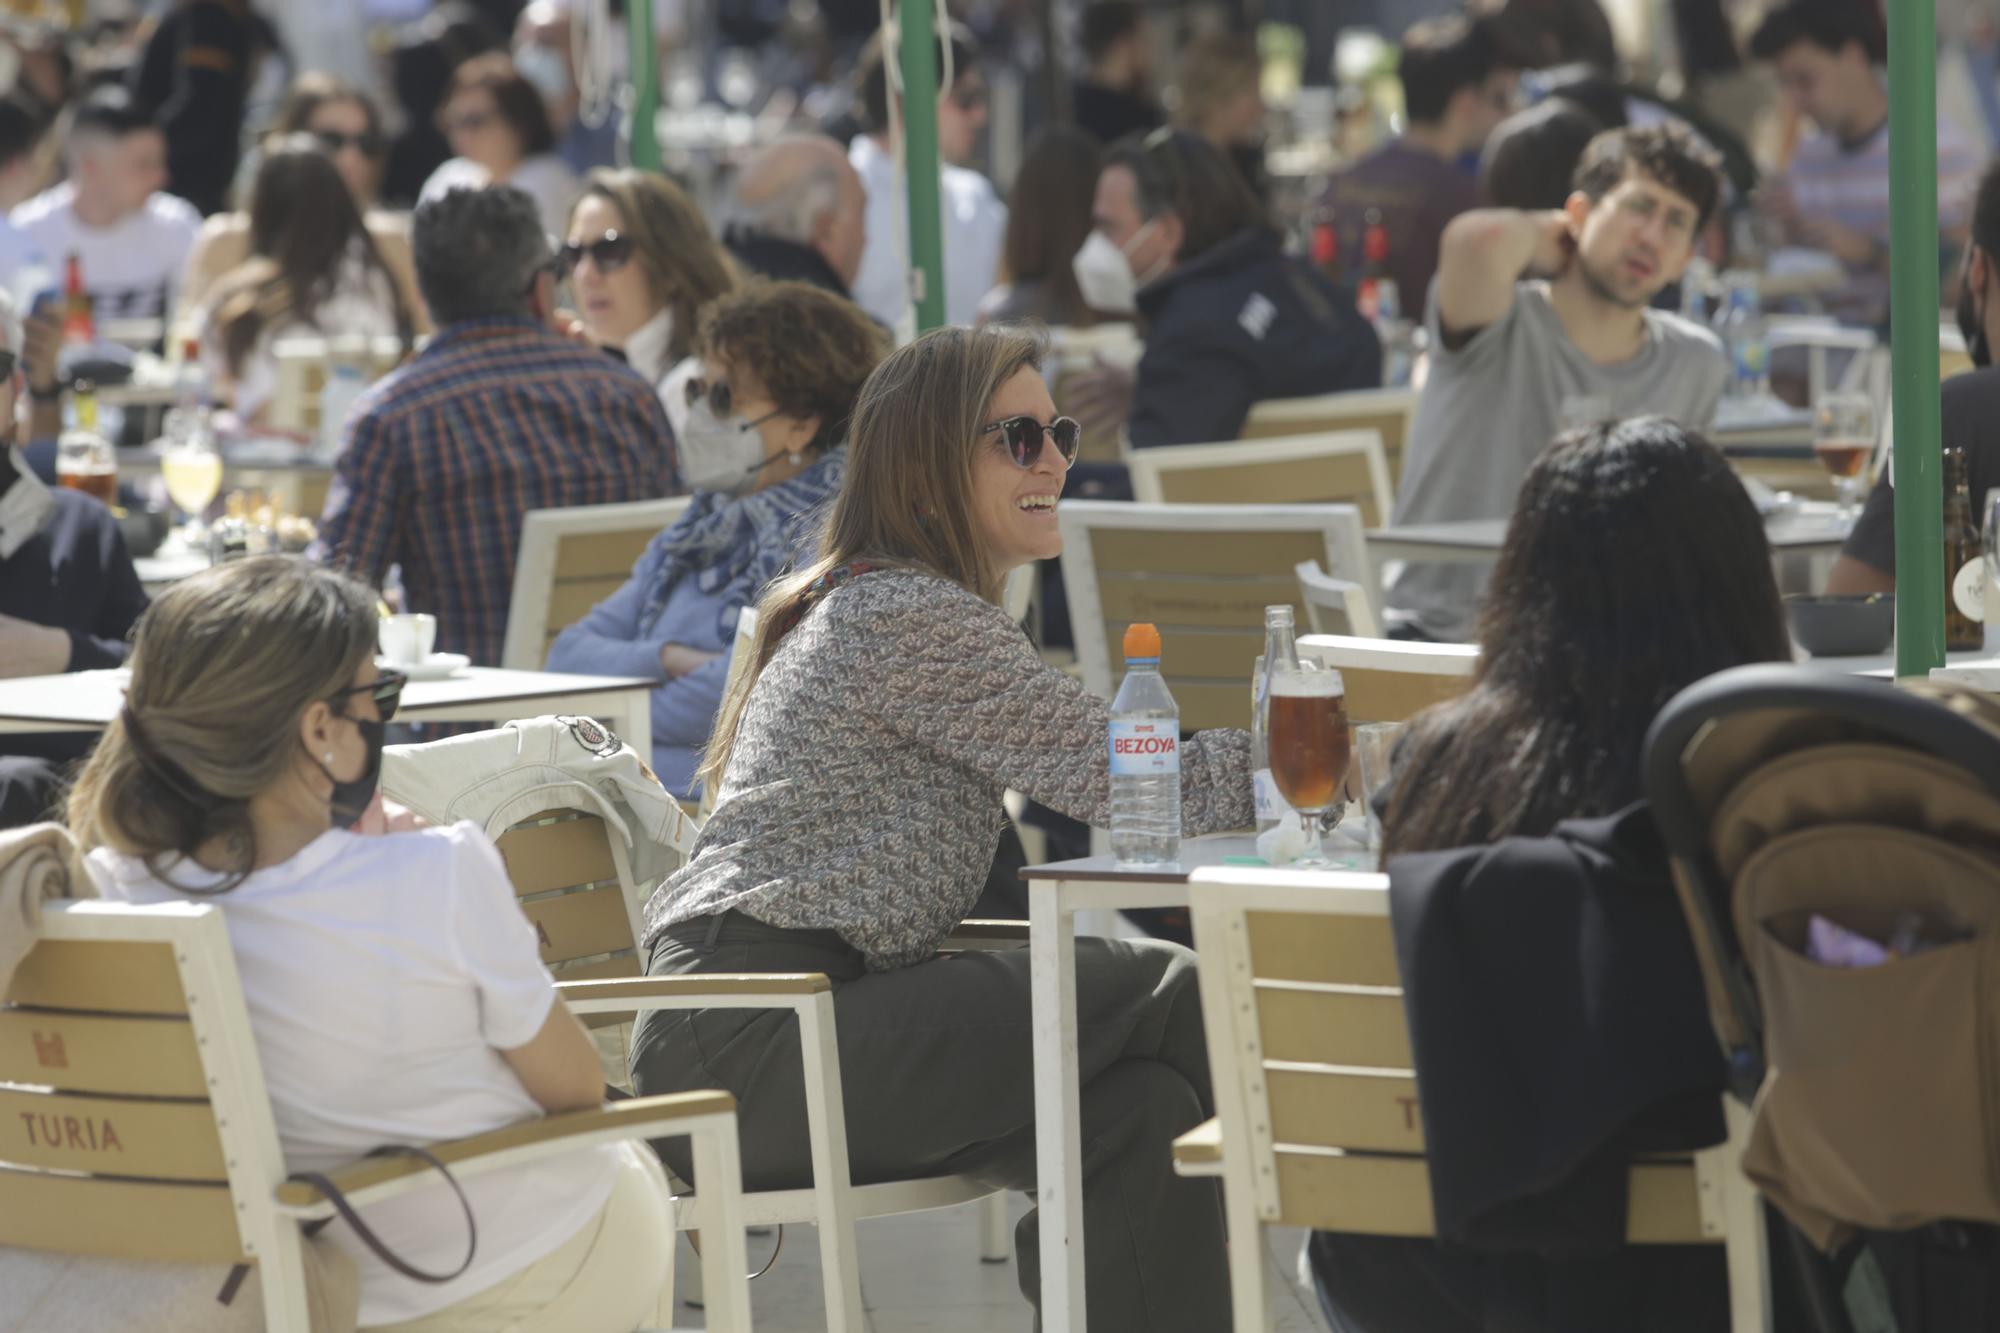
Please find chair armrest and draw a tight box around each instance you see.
[940,919,1031,952]
[1172,1116,1224,1178]
[557,972,832,1018]
[273,1091,736,1218]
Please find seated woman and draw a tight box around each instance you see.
[976,125,1106,328]
[180,74,425,330]
[560,167,737,436]
[1310,416,1792,1333]
[420,54,580,239]
[546,281,882,797]
[629,324,1253,1331]
[198,137,417,424]
[67,556,672,1332]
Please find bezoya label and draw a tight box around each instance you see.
[1109,719,1180,776]
[1954,559,1986,622]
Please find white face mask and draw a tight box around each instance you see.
[514,41,573,105]
[1071,221,1159,315]
[679,399,782,496]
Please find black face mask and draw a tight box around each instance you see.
[312,714,386,829]
[1959,248,1992,369]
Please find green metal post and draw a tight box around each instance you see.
[1889,0,1943,678]
[626,0,661,172]
[898,0,947,333]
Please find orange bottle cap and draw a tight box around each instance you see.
[1123,622,1161,660]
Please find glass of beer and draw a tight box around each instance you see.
[1268,663,1350,867]
[54,431,116,505]
[1813,391,1875,521]
[161,431,223,551]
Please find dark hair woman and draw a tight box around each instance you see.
[977,126,1106,328]
[419,52,579,237]
[199,136,416,423]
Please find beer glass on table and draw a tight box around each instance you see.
[1813,392,1875,521]
[1268,663,1351,867]
[55,432,116,505]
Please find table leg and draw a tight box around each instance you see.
[1030,881,1087,1332]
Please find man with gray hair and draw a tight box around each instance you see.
[722,134,868,301]
[314,186,679,668]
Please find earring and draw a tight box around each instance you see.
[788,451,802,466]
[323,752,334,764]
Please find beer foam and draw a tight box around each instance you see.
[1270,668,1345,698]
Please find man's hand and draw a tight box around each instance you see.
[1066,358,1135,436]
[1526,210,1577,279]
[1757,181,1803,239]
[552,308,595,346]
[1801,218,1883,270]
[0,614,71,678]
[21,303,59,394]
[659,642,722,679]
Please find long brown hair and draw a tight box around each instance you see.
[696,324,1043,793]
[573,168,737,363]
[208,135,414,377]
[66,557,380,892]
[1000,126,1102,327]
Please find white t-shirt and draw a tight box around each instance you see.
[89,822,620,1325]
[850,134,1008,330]
[419,153,580,241]
[9,183,200,321]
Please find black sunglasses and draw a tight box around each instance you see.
[980,415,1080,468]
[556,231,633,281]
[330,668,407,723]
[684,376,782,428]
[0,350,19,380]
[314,128,385,158]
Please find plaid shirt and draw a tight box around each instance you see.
[314,316,680,666]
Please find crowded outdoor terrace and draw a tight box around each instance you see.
[0,0,1993,1330]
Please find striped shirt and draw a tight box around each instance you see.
[313,316,680,666]
[1782,113,1980,326]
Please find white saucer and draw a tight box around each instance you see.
[384,652,470,682]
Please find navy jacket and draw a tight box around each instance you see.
[5,485,148,673]
[1127,228,1381,449]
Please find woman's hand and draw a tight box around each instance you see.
[659,642,722,679]
[353,791,431,835]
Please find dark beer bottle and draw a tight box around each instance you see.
[1945,446,1984,651]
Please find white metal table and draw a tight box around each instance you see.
[1021,830,1373,1331]
[0,666,654,763]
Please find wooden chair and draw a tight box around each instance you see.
[498,798,1018,1333]
[1294,560,1382,638]
[1125,429,1395,527]
[1176,865,1770,1333]
[1241,388,1419,490]
[266,334,411,437]
[1058,502,1375,733]
[503,497,694,671]
[0,898,753,1332]
[1297,632,1478,724]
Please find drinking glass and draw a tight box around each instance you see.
[161,430,222,553]
[1352,722,1406,853]
[1267,663,1350,867]
[1983,489,2000,627]
[54,433,116,505]
[1813,392,1876,521]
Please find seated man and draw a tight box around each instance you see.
[311,185,679,667]
[1750,0,1978,329]
[0,290,147,826]
[1387,123,1728,642]
[722,134,868,303]
[1082,128,1380,454]
[1827,159,2000,597]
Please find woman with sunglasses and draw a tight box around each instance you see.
[68,555,675,1331]
[547,281,882,797]
[558,169,736,437]
[420,53,579,240]
[180,75,425,331]
[195,136,418,424]
[630,325,1251,1331]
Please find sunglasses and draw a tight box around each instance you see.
[442,109,496,135]
[556,231,634,280]
[950,83,989,112]
[330,668,407,723]
[684,377,782,428]
[980,415,1080,468]
[314,128,385,158]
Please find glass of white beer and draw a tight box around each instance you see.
[1268,663,1350,867]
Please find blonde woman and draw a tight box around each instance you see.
[560,167,737,435]
[631,325,1252,1332]
[67,556,671,1332]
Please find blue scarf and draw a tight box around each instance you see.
[638,447,846,643]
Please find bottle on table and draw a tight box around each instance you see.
[1109,621,1181,867]
[1945,446,1985,652]
[1309,199,1341,283]
[1251,605,1301,835]
[60,251,93,347]
[1355,211,1394,324]
[1718,271,1768,398]
[55,379,115,506]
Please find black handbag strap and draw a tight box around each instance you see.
[217,1144,478,1307]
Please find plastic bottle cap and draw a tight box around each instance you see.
[1123,622,1161,660]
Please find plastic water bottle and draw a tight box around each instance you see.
[1250,606,1301,834]
[317,362,367,461]
[1719,271,1768,398]
[1109,622,1181,866]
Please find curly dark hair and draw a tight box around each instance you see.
[698,281,889,456]
[1571,121,1724,234]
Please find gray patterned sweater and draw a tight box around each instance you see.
[641,568,1254,969]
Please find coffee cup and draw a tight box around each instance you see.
[379,613,436,667]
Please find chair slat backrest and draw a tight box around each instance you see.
[494,809,648,1033]
[503,498,694,670]
[1058,503,1373,732]
[1125,430,1394,527]
[1298,633,1479,725]
[1295,560,1383,638]
[268,335,409,436]
[1241,388,1418,489]
[0,902,286,1269]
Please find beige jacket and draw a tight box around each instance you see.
[0,822,90,996]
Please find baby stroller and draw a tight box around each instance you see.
[1645,664,2000,1331]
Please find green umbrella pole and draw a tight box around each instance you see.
[898,0,947,333]
[1889,0,1943,678]
[626,0,661,172]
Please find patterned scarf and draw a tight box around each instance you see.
[638,447,847,642]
